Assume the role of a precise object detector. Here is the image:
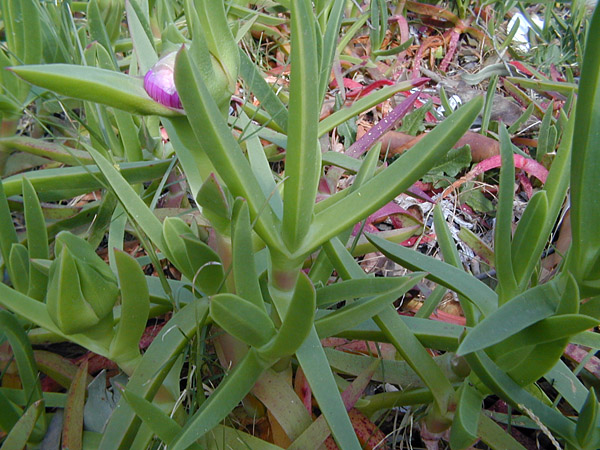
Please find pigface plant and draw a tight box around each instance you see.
[0,1,599,449]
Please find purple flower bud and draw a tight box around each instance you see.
[144,51,183,110]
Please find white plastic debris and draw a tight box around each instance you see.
[507,12,544,52]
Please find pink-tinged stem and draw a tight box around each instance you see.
[439,29,460,72]
[346,90,422,158]
[442,154,549,199]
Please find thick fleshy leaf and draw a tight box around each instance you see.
[457,281,562,356]
[23,178,48,301]
[366,232,497,317]
[0,400,44,450]
[259,272,316,359]
[308,96,483,255]
[239,50,288,131]
[495,124,518,303]
[569,4,600,296]
[295,328,363,450]
[316,276,420,308]
[232,199,265,309]
[109,250,150,370]
[463,349,578,446]
[576,389,600,448]
[315,273,424,338]
[449,381,483,449]
[62,361,89,450]
[121,389,201,448]
[174,46,283,252]
[210,293,276,348]
[0,311,45,429]
[10,64,180,116]
[1,159,172,200]
[281,0,320,251]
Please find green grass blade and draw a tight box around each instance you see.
[85,144,166,253]
[239,50,288,132]
[170,349,269,450]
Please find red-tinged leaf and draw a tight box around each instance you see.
[564,344,600,380]
[62,361,88,450]
[321,338,397,359]
[346,92,420,158]
[442,154,549,198]
[268,409,293,448]
[357,79,395,98]
[429,308,467,326]
[325,409,389,450]
[139,322,166,350]
[289,359,381,450]
[294,367,312,413]
[517,171,533,199]
[34,350,92,390]
[74,352,118,374]
[352,202,422,235]
[550,64,566,82]
[509,61,534,76]
[439,29,460,72]
[407,183,435,203]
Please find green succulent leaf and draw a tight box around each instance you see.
[569,4,600,296]
[259,272,316,360]
[449,381,483,450]
[0,400,44,450]
[315,273,424,338]
[10,64,181,116]
[366,232,497,317]
[210,293,276,348]
[456,281,562,356]
[109,250,150,369]
[47,232,118,334]
[232,199,265,310]
[8,243,30,294]
[576,388,600,448]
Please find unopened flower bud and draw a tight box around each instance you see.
[46,232,119,335]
